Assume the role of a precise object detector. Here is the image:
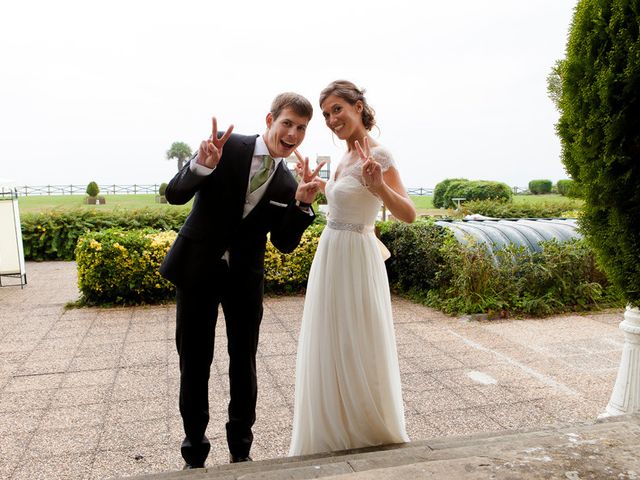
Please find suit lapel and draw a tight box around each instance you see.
[231,136,257,215]
[238,136,257,193]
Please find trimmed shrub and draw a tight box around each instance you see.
[75,224,324,304]
[86,181,100,197]
[159,182,168,196]
[460,198,582,218]
[21,208,190,261]
[264,224,323,294]
[442,180,512,208]
[528,179,553,195]
[76,229,177,305]
[378,219,450,293]
[433,178,467,208]
[556,179,573,196]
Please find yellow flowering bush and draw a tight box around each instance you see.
[264,224,323,294]
[75,228,177,305]
[76,224,324,305]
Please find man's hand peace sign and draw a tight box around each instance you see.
[196,117,234,169]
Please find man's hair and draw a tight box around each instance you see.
[271,92,313,120]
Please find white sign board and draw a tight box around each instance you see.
[0,190,26,285]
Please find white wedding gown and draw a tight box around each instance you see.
[289,146,409,456]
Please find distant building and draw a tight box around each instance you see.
[284,155,331,181]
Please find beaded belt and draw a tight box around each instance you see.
[327,219,374,234]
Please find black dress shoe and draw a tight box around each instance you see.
[183,463,205,469]
[229,454,253,463]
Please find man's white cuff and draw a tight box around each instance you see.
[189,159,216,176]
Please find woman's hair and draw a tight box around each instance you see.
[319,80,376,131]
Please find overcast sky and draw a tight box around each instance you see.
[1,0,577,190]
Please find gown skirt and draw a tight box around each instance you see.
[288,222,409,456]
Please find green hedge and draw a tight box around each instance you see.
[22,208,190,261]
[264,224,323,294]
[76,229,177,305]
[433,178,467,208]
[528,179,553,195]
[379,219,620,317]
[72,219,620,316]
[434,179,512,208]
[459,199,582,218]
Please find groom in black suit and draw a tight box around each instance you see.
[160,92,321,468]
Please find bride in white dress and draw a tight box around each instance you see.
[289,80,417,456]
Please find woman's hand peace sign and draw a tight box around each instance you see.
[355,137,383,192]
[196,117,234,169]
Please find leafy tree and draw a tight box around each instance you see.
[555,0,640,306]
[546,59,564,111]
[86,181,99,197]
[166,142,193,171]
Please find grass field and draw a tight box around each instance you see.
[17,194,189,214]
[16,193,580,215]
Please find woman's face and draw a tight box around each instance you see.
[320,94,364,141]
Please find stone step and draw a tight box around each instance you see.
[125,414,640,480]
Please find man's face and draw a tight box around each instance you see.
[264,107,309,158]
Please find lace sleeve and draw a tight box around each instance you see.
[372,147,396,172]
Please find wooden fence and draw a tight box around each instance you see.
[13,185,162,196]
[9,185,527,197]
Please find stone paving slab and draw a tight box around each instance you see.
[0,262,627,479]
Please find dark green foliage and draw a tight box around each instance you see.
[159,182,168,196]
[557,0,640,306]
[22,208,190,260]
[528,179,553,195]
[86,181,100,197]
[378,219,450,292]
[433,178,467,208]
[437,179,513,208]
[377,219,617,316]
[460,199,582,218]
[428,237,620,316]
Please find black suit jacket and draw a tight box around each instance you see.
[160,133,315,289]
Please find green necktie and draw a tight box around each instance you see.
[249,155,274,192]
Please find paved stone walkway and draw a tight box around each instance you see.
[0,262,626,479]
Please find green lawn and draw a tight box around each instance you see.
[17,193,579,215]
[513,193,583,206]
[17,194,190,214]
[409,195,434,209]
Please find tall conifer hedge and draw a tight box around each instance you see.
[557,0,640,306]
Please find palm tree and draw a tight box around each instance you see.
[166,142,193,171]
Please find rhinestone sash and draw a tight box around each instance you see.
[327,219,374,234]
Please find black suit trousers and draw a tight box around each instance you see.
[175,259,264,464]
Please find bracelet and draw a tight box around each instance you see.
[295,200,312,208]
